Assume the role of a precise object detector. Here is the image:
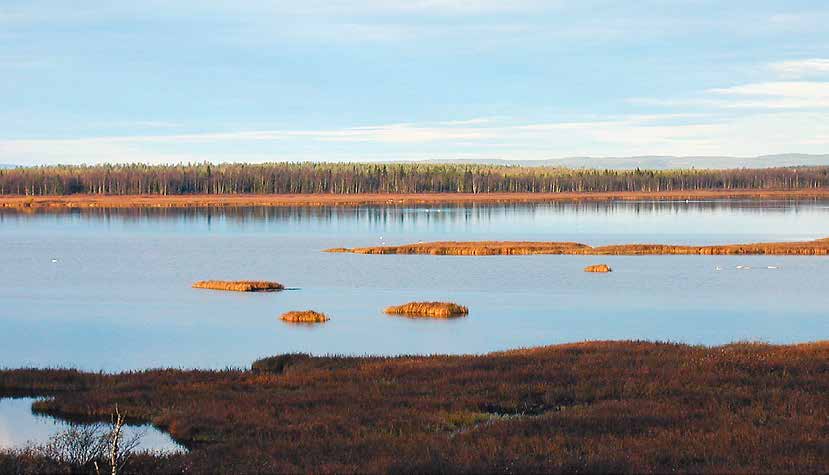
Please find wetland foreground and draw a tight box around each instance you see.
[1,340,828,473]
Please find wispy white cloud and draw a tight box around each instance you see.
[438,117,499,126]
[708,81,829,109]
[629,72,829,111]
[769,58,829,78]
[3,111,828,165]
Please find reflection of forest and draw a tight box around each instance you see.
[0,199,824,226]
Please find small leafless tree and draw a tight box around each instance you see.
[38,422,108,468]
[34,406,142,475]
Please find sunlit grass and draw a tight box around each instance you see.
[385,301,469,318]
[329,238,829,256]
[192,280,284,292]
[584,264,612,272]
[280,310,329,323]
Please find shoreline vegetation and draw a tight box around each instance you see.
[280,310,330,323]
[191,281,285,292]
[1,340,827,473]
[384,301,469,318]
[1,188,829,209]
[326,238,829,256]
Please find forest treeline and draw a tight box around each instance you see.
[1,163,828,195]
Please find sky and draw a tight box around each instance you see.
[1,0,828,165]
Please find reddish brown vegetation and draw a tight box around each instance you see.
[384,302,469,318]
[1,341,828,473]
[330,237,829,256]
[585,264,612,272]
[280,310,329,323]
[2,189,829,209]
[192,280,284,292]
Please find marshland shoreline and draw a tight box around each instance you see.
[1,340,828,473]
[3,189,829,209]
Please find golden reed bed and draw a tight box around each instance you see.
[385,301,469,318]
[192,280,285,292]
[327,238,829,256]
[280,310,330,323]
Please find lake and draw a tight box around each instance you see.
[0,200,827,373]
[0,397,183,453]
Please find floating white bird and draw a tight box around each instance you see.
[714,266,722,271]
[767,265,779,269]
[51,258,58,263]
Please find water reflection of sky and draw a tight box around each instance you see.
[0,398,183,452]
[0,201,827,372]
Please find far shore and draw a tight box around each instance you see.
[2,189,829,209]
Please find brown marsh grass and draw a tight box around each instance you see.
[385,301,469,318]
[280,310,330,323]
[2,341,829,473]
[192,280,285,292]
[584,264,612,272]
[328,237,829,256]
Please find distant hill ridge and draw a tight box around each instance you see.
[421,154,829,170]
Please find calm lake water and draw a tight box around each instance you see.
[0,397,183,453]
[0,200,827,373]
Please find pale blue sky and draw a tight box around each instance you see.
[2,0,828,165]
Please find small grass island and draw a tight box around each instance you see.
[385,301,469,318]
[280,310,330,323]
[585,264,612,273]
[192,280,285,292]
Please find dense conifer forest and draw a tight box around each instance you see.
[1,163,827,195]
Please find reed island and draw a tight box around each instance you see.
[192,281,285,292]
[385,301,469,318]
[327,238,829,256]
[280,310,330,323]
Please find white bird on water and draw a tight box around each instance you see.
[51,258,58,263]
